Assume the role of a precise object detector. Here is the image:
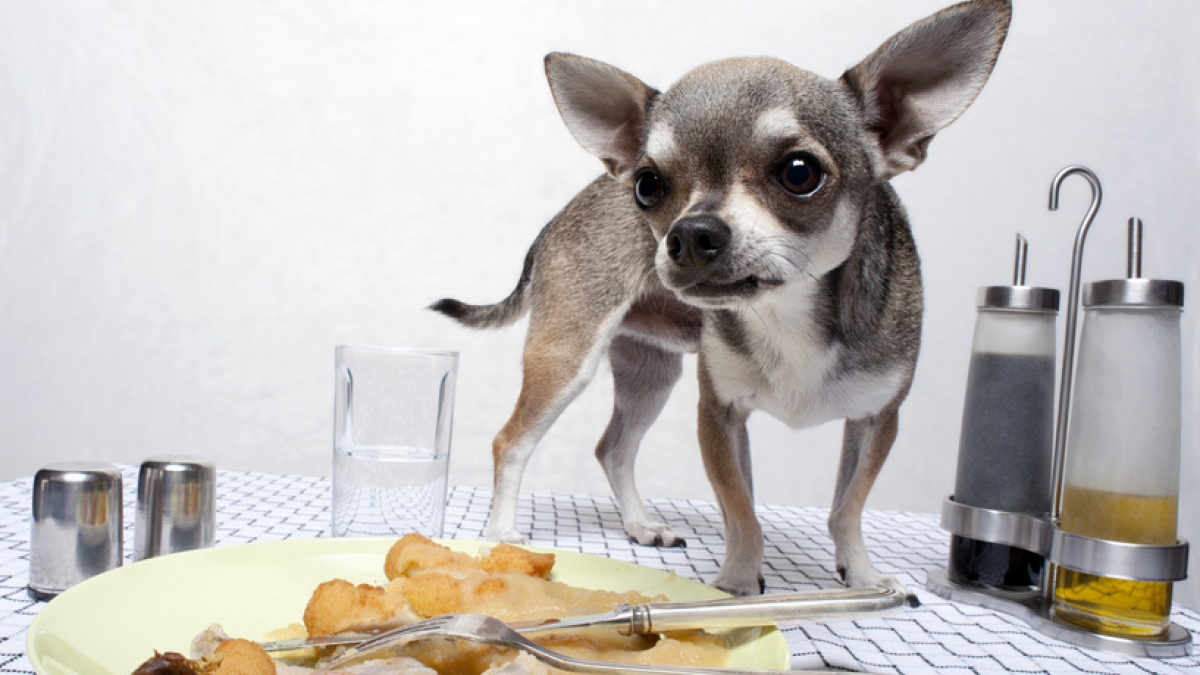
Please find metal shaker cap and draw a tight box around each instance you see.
[1083,278,1183,308]
[977,286,1060,312]
[977,234,1061,312]
[134,456,216,561]
[29,462,124,600]
[1082,218,1184,309]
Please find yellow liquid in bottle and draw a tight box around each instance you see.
[1052,485,1177,636]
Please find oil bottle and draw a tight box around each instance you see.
[1052,218,1184,637]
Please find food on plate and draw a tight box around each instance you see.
[132,638,273,675]
[131,651,215,675]
[131,536,730,675]
[210,639,278,675]
[303,579,419,636]
[384,533,555,580]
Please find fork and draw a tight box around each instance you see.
[319,613,850,674]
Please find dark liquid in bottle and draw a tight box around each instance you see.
[948,535,1043,590]
[949,352,1054,590]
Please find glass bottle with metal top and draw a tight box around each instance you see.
[949,235,1059,591]
[1052,218,1184,637]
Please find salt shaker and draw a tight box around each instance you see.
[28,462,124,599]
[949,235,1059,591]
[1052,218,1184,637]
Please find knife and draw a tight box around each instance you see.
[259,585,905,652]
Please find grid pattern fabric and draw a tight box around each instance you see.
[2,468,1198,675]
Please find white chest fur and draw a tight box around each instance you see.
[704,281,905,427]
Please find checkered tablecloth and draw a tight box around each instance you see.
[3,468,1198,674]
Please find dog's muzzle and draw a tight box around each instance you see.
[661,215,784,304]
[666,216,730,271]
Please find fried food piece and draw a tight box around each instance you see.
[394,570,511,617]
[399,572,464,617]
[301,537,556,643]
[212,639,275,675]
[388,566,654,629]
[463,572,660,625]
[479,544,554,579]
[384,535,555,581]
[385,534,479,580]
[303,578,418,636]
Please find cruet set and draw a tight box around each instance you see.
[927,166,1191,657]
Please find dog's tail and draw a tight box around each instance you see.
[428,231,541,329]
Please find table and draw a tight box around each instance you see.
[2,468,1198,674]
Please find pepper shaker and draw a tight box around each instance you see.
[134,456,216,561]
[949,235,1059,591]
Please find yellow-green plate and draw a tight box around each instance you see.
[28,538,790,675]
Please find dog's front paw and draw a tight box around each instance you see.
[837,564,917,606]
[626,520,686,548]
[712,571,765,597]
[486,525,528,545]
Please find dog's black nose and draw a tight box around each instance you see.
[666,216,731,268]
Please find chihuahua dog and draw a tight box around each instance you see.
[434,0,1010,596]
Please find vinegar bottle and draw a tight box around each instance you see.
[949,235,1059,591]
[1052,219,1184,637]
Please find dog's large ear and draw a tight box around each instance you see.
[843,0,1011,180]
[545,53,658,183]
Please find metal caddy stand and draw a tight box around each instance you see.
[926,166,1193,658]
[928,497,1191,657]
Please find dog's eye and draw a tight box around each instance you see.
[634,169,666,209]
[776,152,824,197]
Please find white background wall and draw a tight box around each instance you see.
[2,1,1197,609]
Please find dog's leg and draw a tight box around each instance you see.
[828,409,910,598]
[596,334,685,547]
[487,312,620,544]
[696,360,763,595]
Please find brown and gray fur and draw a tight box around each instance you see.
[433,0,1010,596]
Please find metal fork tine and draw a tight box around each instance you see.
[319,615,453,671]
[465,614,847,675]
